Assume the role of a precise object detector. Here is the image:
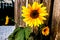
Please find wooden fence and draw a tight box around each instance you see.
[14,0,60,40]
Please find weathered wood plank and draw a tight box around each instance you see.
[19,0,26,27]
[43,0,51,25]
[15,0,19,27]
[43,0,51,13]
[15,0,26,27]
[52,0,60,40]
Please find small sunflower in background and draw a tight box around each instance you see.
[22,2,48,27]
[5,16,9,25]
[42,26,49,36]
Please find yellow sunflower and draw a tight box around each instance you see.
[22,2,48,27]
[42,26,49,36]
[5,16,9,25]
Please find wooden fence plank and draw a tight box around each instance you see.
[19,0,26,27]
[15,0,19,27]
[43,0,51,25]
[15,0,26,27]
[43,0,51,13]
[52,0,60,40]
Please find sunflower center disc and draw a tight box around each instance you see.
[44,29,47,32]
[30,10,39,19]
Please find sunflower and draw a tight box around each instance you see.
[22,2,48,27]
[5,16,9,25]
[42,26,49,36]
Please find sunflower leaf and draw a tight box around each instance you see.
[8,27,25,40]
[24,27,32,40]
[15,28,25,40]
[8,27,32,40]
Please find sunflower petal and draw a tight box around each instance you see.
[29,23,33,27]
[22,6,30,13]
[36,18,42,25]
[41,17,46,20]
[38,3,43,7]
[34,19,37,26]
[28,4,32,10]
[22,6,26,9]
[22,9,29,14]
[41,7,46,10]
[32,2,39,10]
[23,18,29,22]
[22,13,30,17]
[40,13,48,16]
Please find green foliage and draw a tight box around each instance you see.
[15,28,24,40]
[24,27,32,40]
[8,27,32,40]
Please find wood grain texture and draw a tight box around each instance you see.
[43,0,51,25]
[43,0,51,13]
[19,0,26,27]
[15,0,19,27]
[15,0,26,27]
[52,0,60,40]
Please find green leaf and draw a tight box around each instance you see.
[24,27,32,40]
[15,28,24,40]
[8,27,32,40]
[8,27,21,40]
[8,27,25,40]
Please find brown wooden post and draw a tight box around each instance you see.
[43,0,51,13]
[52,0,60,40]
[19,0,26,27]
[42,0,51,25]
[15,0,19,27]
[15,0,26,27]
